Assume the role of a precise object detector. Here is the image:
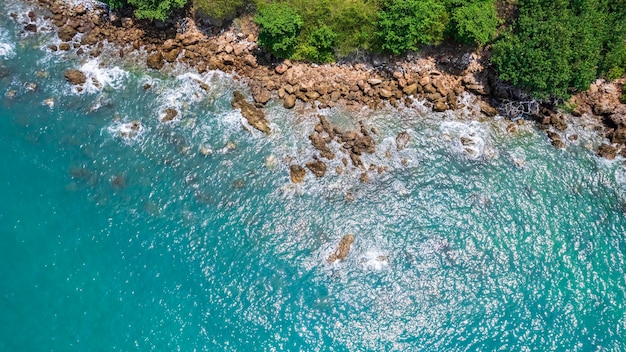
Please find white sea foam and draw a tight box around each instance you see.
[440,120,494,160]
[107,120,146,144]
[361,250,389,271]
[78,58,129,94]
[0,29,15,59]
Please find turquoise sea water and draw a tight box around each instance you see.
[2,2,626,350]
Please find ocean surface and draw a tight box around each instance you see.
[2,1,626,350]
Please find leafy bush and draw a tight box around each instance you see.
[376,0,448,55]
[193,0,243,22]
[127,0,188,20]
[254,3,303,58]
[293,24,337,62]
[451,1,498,45]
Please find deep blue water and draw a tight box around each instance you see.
[1,1,626,350]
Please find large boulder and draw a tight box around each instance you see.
[146,52,164,70]
[231,91,271,134]
[64,69,86,85]
[396,131,410,150]
[58,25,77,41]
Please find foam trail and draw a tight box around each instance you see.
[78,58,129,94]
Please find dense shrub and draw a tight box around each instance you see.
[126,0,187,20]
[376,0,448,55]
[329,0,379,55]
[254,3,303,58]
[292,24,337,62]
[451,1,498,45]
[193,0,243,22]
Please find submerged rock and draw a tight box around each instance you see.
[396,131,410,150]
[231,91,271,135]
[64,69,87,85]
[327,234,355,263]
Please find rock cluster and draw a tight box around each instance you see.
[327,234,355,263]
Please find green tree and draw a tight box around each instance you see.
[376,0,449,55]
[329,0,380,55]
[254,3,303,58]
[102,0,126,10]
[451,1,498,45]
[125,0,187,20]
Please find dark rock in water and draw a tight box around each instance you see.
[24,24,37,32]
[59,42,70,51]
[551,115,567,131]
[305,160,327,177]
[359,172,369,183]
[353,135,376,154]
[597,144,618,160]
[58,24,77,41]
[396,131,410,150]
[547,131,565,149]
[289,164,306,183]
[231,91,271,135]
[146,52,165,70]
[163,48,180,63]
[64,69,87,85]
[327,234,355,263]
[161,108,178,122]
[433,100,447,112]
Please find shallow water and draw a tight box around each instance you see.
[1,2,626,351]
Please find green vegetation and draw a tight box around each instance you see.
[492,0,626,98]
[376,0,448,55]
[254,3,303,59]
[449,0,498,45]
[101,0,187,20]
[193,0,243,22]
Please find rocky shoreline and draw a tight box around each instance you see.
[16,0,626,179]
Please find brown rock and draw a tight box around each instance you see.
[359,172,369,183]
[551,115,567,131]
[306,160,327,177]
[222,55,235,65]
[403,83,418,96]
[379,88,392,98]
[597,144,617,160]
[434,101,448,112]
[353,135,376,154]
[327,234,355,263]
[480,101,498,117]
[275,64,288,74]
[290,164,306,183]
[163,48,180,63]
[368,78,382,86]
[64,69,86,85]
[232,91,271,134]
[612,127,626,144]
[146,52,164,70]
[162,108,178,122]
[59,42,71,51]
[547,131,565,149]
[309,133,335,160]
[58,25,77,41]
[283,95,296,109]
[253,88,272,105]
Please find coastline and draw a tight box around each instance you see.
[17,0,626,165]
